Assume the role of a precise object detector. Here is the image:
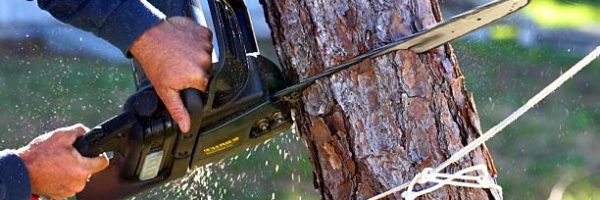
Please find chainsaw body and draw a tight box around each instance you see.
[74,0,293,199]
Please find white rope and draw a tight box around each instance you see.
[369,46,600,200]
[401,165,502,200]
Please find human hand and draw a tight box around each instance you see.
[16,124,109,199]
[129,17,213,133]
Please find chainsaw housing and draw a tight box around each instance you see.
[76,0,292,199]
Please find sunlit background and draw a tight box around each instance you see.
[0,0,599,199]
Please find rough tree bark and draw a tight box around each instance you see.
[260,0,498,200]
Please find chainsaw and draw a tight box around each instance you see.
[73,0,529,199]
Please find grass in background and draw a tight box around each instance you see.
[455,39,600,199]
[0,54,133,147]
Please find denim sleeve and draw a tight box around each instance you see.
[0,150,31,200]
[35,0,166,55]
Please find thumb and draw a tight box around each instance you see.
[159,89,191,133]
[86,153,110,175]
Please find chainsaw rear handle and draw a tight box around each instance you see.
[72,111,136,158]
[73,88,205,158]
[73,127,110,157]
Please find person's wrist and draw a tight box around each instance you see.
[98,0,165,55]
[15,147,31,171]
[15,147,38,194]
[129,19,168,59]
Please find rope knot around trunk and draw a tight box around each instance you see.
[401,165,501,200]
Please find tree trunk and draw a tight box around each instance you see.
[260,0,498,199]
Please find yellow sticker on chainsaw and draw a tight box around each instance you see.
[203,137,240,155]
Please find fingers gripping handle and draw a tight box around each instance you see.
[73,128,107,157]
[181,88,204,134]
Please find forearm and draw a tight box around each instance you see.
[0,150,31,200]
[35,0,165,55]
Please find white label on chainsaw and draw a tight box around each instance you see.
[191,0,219,63]
[139,150,164,181]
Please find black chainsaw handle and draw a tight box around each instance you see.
[180,88,204,134]
[73,88,204,158]
[73,112,135,158]
[73,128,108,157]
